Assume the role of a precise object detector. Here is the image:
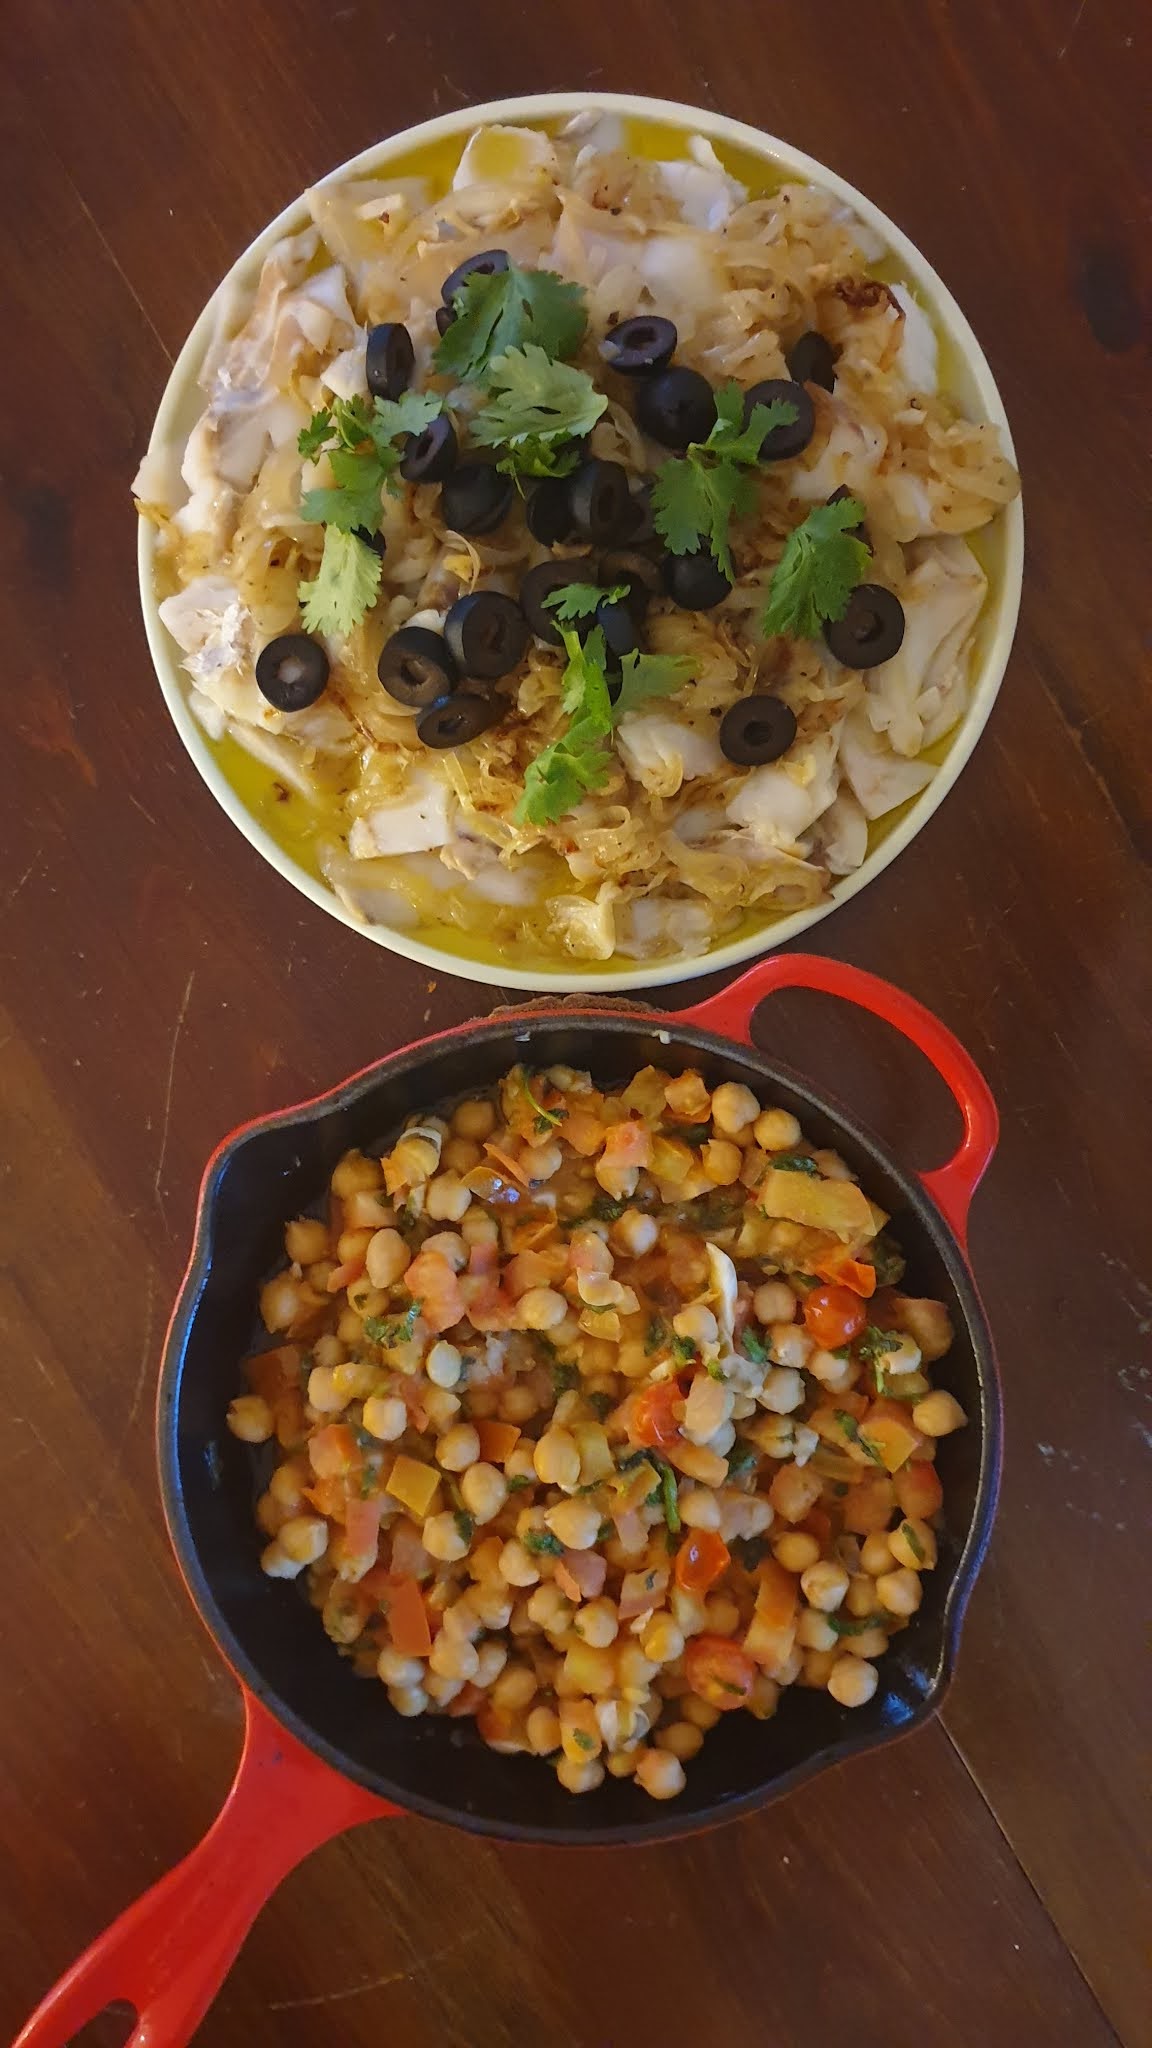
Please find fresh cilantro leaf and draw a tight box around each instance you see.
[330,395,376,448]
[371,390,443,442]
[740,1328,770,1365]
[572,1727,597,1752]
[363,1300,420,1348]
[551,1360,579,1396]
[651,381,796,578]
[520,1071,565,1130]
[298,408,334,459]
[523,1528,565,1557]
[497,434,584,481]
[587,1392,614,1420]
[506,1473,533,1491]
[761,496,871,641]
[435,266,588,381]
[298,527,382,637]
[771,1153,820,1176]
[544,580,630,625]
[611,649,695,720]
[515,626,615,827]
[587,1193,627,1223]
[900,1520,926,1563]
[857,1325,902,1365]
[646,1316,668,1354]
[827,1612,881,1636]
[869,1232,907,1287]
[454,1510,475,1547]
[670,1334,698,1366]
[875,1366,918,1400]
[301,444,394,533]
[471,346,606,466]
[662,1122,712,1144]
[836,1409,886,1466]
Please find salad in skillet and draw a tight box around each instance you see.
[138,117,1019,966]
[228,1058,966,1800]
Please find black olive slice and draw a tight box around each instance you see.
[823,584,905,668]
[743,379,815,460]
[441,249,510,304]
[377,627,459,708]
[567,459,633,543]
[719,695,798,766]
[785,330,838,392]
[599,548,663,619]
[602,315,678,375]
[255,634,330,712]
[440,463,515,537]
[635,367,717,451]
[400,415,458,485]
[418,688,505,748]
[443,591,529,680]
[365,323,415,401]
[663,549,732,611]
[526,476,576,546]
[519,557,598,645]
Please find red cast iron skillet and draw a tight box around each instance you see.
[18,955,1001,2048]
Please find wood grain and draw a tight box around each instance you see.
[1,1,1149,2042]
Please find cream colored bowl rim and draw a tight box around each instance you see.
[137,89,1023,994]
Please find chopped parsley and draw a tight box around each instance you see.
[827,1612,881,1636]
[658,1460,680,1535]
[900,1520,926,1564]
[520,1070,566,1133]
[645,1314,668,1354]
[670,1334,699,1366]
[435,264,588,382]
[506,1473,533,1492]
[869,1232,907,1287]
[572,1727,597,1753]
[726,1441,760,1475]
[731,1534,770,1571]
[596,1518,614,1542]
[363,1301,420,1348]
[588,1193,627,1223]
[770,1153,820,1176]
[857,1326,902,1365]
[761,495,871,641]
[551,1360,580,1396]
[453,1510,475,1547]
[662,1121,712,1145]
[587,1391,614,1420]
[740,1328,770,1365]
[522,1528,565,1557]
[836,1409,886,1467]
[651,381,797,579]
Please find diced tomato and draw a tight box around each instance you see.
[404,1249,465,1335]
[894,1460,943,1520]
[244,1344,302,1401]
[754,1557,800,1630]
[601,1119,652,1169]
[376,1571,432,1658]
[326,1257,366,1295]
[674,1529,731,1596]
[555,1549,608,1603]
[803,1284,868,1350]
[563,1108,606,1156]
[475,1420,521,1466]
[627,1379,684,1449]
[304,1474,349,1519]
[308,1424,362,1480]
[388,1519,433,1581]
[798,1504,833,1546]
[343,1496,382,1561]
[813,1253,877,1298]
[684,1634,756,1710]
[483,1141,530,1187]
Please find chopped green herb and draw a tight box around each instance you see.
[658,1461,680,1535]
[454,1510,476,1547]
[731,1533,770,1570]
[610,649,694,720]
[513,628,693,828]
[836,1409,886,1467]
[827,1611,881,1636]
[363,1301,420,1348]
[671,1334,698,1366]
[587,1392,614,1420]
[651,381,798,579]
[523,1529,565,1557]
[875,1365,918,1400]
[771,1153,820,1176]
[831,1345,852,1362]
[790,1273,820,1292]
[298,526,382,637]
[616,1449,652,1474]
[901,1520,926,1564]
[718,1678,745,1695]
[506,1473,533,1492]
[644,1569,657,1591]
[297,408,334,459]
[544,580,630,626]
[572,1728,597,1753]
[435,263,588,382]
[471,344,607,478]
[588,1193,627,1223]
[519,1070,566,1132]
[349,1423,376,1453]
[551,1360,579,1396]
[869,1231,907,1288]
[645,1315,668,1355]
[857,1325,902,1365]
[761,495,871,641]
[726,1441,760,1475]
[661,1121,712,1145]
[596,1518,614,1542]
[740,1328,770,1365]
[704,1357,726,1381]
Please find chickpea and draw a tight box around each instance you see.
[889,1517,938,1572]
[635,1748,686,1800]
[655,1720,704,1761]
[876,1567,923,1617]
[471,1584,514,1631]
[426,1340,463,1389]
[759,1367,805,1414]
[703,1594,741,1637]
[442,1136,482,1175]
[710,1082,760,1136]
[748,1673,781,1720]
[753,1280,797,1325]
[754,1108,802,1152]
[461,1209,499,1249]
[574,1598,619,1649]
[527,1583,571,1632]
[284,1217,330,1265]
[673,1303,718,1347]
[670,1587,708,1638]
[460,1462,508,1525]
[679,1486,722,1532]
[827,1656,879,1707]
[681,1693,722,1731]
[377,1648,425,1687]
[226,1395,274,1443]
[769,1323,813,1371]
[268,1460,308,1512]
[342,1189,395,1231]
[808,1348,857,1392]
[423,1386,461,1431]
[702,1138,743,1185]
[260,1540,303,1580]
[346,1275,385,1318]
[365,1228,410,1290]
[331,1151,384,1197]
[526,1705,562,1754]
[773,1530,821,1573]
[260,1272,304,1334]
[801,1648,840,1689]
[307,1366,348,1416]
[860,1530,898,1576]
[498,1539,541,1588]
[278,1515,329,1566]
[425,1173,472,1223]
[641,1615,686,1665]
[664,1071,712,1119]
[518,1287,570,1332]
[546,1497,602,1550]
[424,1672,465,1708]
[800,1560,850,1612]
[387,1684,429,1718]
[845,1575,880,1618]
[605,1748,640,1778]
[534,1426,581,1490]
[336,1227,373,1268]
[428,1632,479,1681]
[453,1098,496,1141]
[912,1390,967,1437]
[492,1662,538,1712]
[437,1424,480,1472]
[556,1755,605,1795]
[521,1141,563,1183]
[796,1607,839,1652]
[422,1512,471,1564]
[611,1208,658,1257]
[844,1625,889,1660]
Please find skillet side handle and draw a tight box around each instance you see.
[678,954,998,1250]
[14,1692,394,2048]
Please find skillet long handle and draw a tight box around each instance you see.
[679,952,998,1250]
[14,1692,393,2048]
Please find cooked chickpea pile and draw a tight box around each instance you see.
[228,1063,965,1799]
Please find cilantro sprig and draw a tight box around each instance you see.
[294,392,443,636]
[761,495,871,641]
[514,626,694,828]
[545,581,629,626]
[470,345,606,479]
[436,264,588,382]
[651,382,797,580]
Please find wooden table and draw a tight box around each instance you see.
[2,3,1148,2042]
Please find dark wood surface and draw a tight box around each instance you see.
[2,2,1149,2042]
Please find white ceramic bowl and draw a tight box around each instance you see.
[138,90,1023,993]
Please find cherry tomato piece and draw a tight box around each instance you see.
[674,1528,731,1596]
[629,1380,684,1448]
[803,1283,868,1350]
[684,1634,757,1710]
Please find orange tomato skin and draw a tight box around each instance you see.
[894,1461,943,1520]
[684,1634,756,1710]
[629,1380,684,1449]
[803,1284,868,1350]
[674,1529,730,1596]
